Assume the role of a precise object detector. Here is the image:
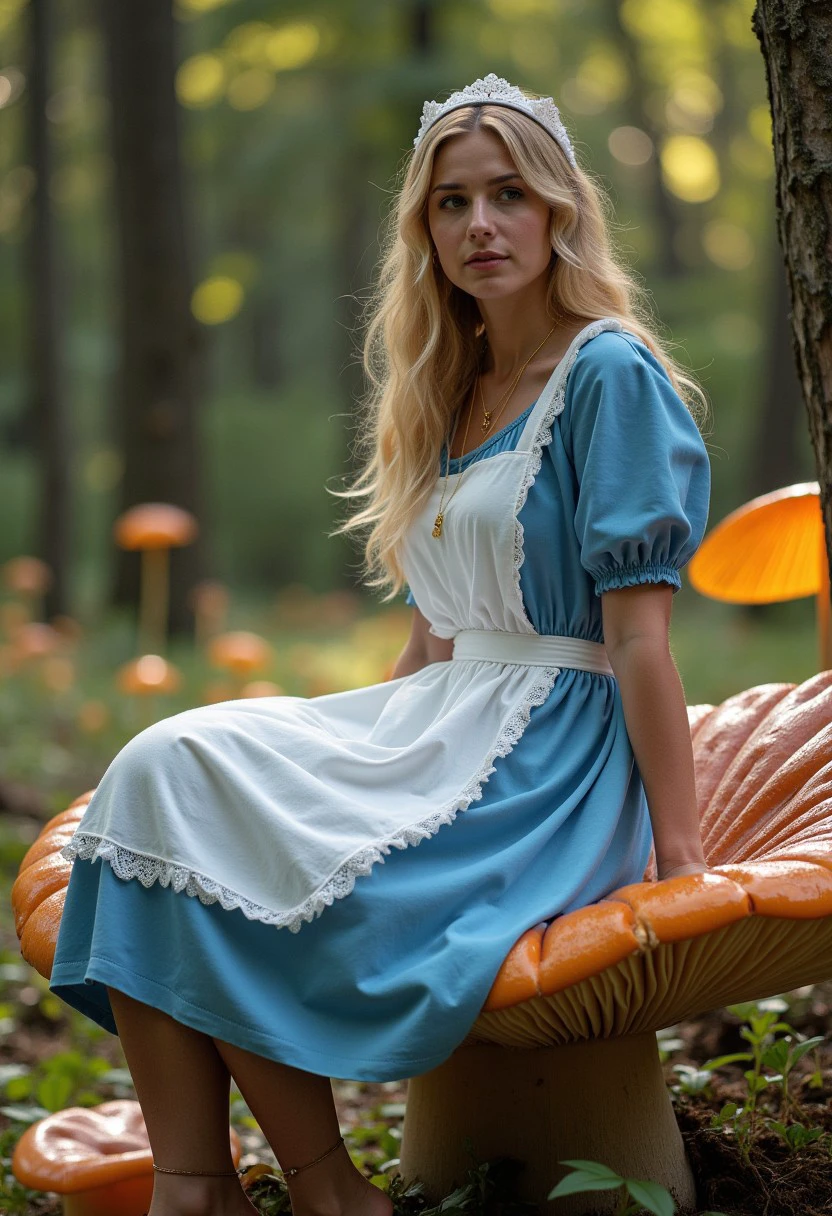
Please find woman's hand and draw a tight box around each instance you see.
[657,860,709,881]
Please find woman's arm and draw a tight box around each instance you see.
[390,605,454,679]
[601,583,707,881]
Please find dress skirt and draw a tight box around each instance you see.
[51,664,651,1081]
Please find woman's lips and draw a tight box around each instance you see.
[465,256,508,270]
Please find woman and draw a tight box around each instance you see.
[51,75,712,1216]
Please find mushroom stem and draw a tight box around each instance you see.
[139,548,170,655]
[398,1033,696,1214]
[62,1173,152,1216]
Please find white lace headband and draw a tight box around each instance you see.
[413,73,577,170]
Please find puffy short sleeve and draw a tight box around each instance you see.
[562,332,711,597]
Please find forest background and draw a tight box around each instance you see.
[0,0,824,716]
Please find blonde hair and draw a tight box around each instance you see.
[328,100,711,602]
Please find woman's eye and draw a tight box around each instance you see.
[438,188,523,210]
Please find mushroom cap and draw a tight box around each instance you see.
[472,670,832,1047]
[113,503,198,551]
[11,622,63,662]
[207,631,273,676]
[688,481,822,603]
[12,1099,241,1193]
[2,556,53,596]
[241,680,284,698]
[116,655,182,695]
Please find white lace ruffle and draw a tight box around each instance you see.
[61,664,559,935]
[512,318,624,624]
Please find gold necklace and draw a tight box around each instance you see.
[478,324,556,435]
[431,379,476,539]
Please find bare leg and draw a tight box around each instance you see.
[214,1038,393,1216]
[108,988,256,1216]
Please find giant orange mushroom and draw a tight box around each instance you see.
[688,481,831,669]
[13,678,832,1211]
[113,504,198,655]
[12,1098,241,1216]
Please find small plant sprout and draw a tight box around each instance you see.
[766,1120,826,1153]
[760,1032,825,1120]
[548,1160,729,1216]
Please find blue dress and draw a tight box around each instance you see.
[50,330,711,1082]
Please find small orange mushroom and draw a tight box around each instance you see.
[688,481,830,668]
[116,655,183,730]
[10,622,63,665]
[12,1099,241,1216]
[116,655,182,697]
[113,503,198,655]
[2,556,52,619]
[207,632,273,694]
[241,680,283,698]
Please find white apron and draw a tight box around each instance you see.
[64,318,623,933]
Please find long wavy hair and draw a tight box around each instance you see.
[328,98,711,602]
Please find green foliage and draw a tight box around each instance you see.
[244,1150,539,1216]
[0,1122,44,1216]
[548,1159,728,1216]
[703,1000,830,1162]
[0,1050,112,1121]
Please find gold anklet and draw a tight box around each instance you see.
[152,1164,242,1177]
[279,1133,345,1179]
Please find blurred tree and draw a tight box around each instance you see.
[27,0,72,618]
[602,0,683,278]
[752,0,832,587]
[746,225,805,498]
[100,0,206,637]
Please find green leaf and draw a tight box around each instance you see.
[703,1052,752,1070]
[558,1159,622,1181]
[0,1104,49,1124]
[625,1178,676,1216]
[790,1036,825,1063]
[761,1041,789,1071]
[548,1172,622,1198]
[36,1071,74,1113]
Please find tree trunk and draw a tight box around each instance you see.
[27,0,72,620]
[752,1,832,597]
[746,222,809,499]
[100,0,206,638]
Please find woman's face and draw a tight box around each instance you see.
[427,127,553,301]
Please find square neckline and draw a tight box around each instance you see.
[441,398,538,472]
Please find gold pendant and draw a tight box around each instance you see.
[481,413,491,434]
[432,512,444,538]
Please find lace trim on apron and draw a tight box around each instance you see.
[512,317,624,624]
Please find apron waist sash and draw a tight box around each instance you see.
[451,629,614,675]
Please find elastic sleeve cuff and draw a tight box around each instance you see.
[592,561,682,597]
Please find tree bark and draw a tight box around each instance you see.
[746,221,810,499]
[100,0,206,638]
[27,0,72,619]
[752,0,832,595]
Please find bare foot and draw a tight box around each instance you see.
[148,1173,259,1216]
[288,1161,394,1216]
